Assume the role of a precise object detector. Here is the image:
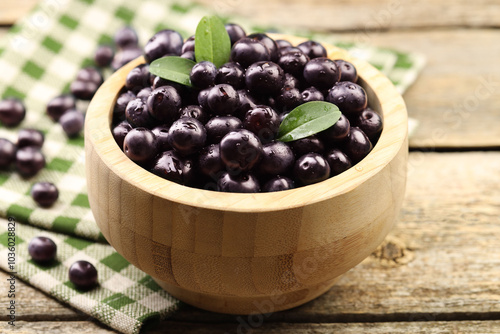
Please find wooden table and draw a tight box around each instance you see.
[1,1,500,333]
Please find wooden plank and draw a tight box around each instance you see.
[195,0,500,31]
[0,0,38,25]
[2,320,500,333]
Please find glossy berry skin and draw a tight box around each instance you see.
[343,127,373,163]
[290,135,325,157]
[15,146,45,178]
[278,51,309,78]
[69,260,98,290]
[113,91,136,119]
[126,64,151,93]
[179,105,209,124]
[28,236,57,263]
[283,73,300,89]
[276,39,292,49]
[144,29,184,63]
[335,59,358,82]
[263,176,295,192]
[257,141,295,175]
[125,98,153,128]
[197,88,211,110]
[112,121,133,149]
[275,87,302,112]
[231,38,270,68]
[207,84,241,115]
[301,87,324,103]
[151,150,194,185]
[216,62,245,89]
[31,182,59,207]
[303,58,340,90]
[182,35,195,53]
[114,26,138,48]
[279,46,303,57]
[146,85,182,124]
[59,110,84,137]
[220,129,263,171]
[71,68,103,100]
[190,61,217,89]
[243,105,280,143]
[136,87,152,101]
[245,61,285,96]
[151,125,171,152]
[356,108,383,141]
[94,45,114,67]
[205,116,242,144]
[225,23,246,45]
[0,98,25,127]
[180,51,196,61]
[46,95,76,122]
[18,129,44,148]
[217,172,260,193]
[297,40,327,59]
[319,114,350,143]
[325,148,352,176]
[247,33,279,62]
[293,153,330,186]
[198,144,223,177]
[123,127,157,164]
[111,47,143,71]
[235,90,259,119]
[327,81,368,116]
[168,117,206,156]
[0,138,16,169]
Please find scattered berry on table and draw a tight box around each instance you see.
[28,236,57,263]
[31,182,59,207]
[68,260,98,290]
[15,146,45,178]
[0,98,26,127]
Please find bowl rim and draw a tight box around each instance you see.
[85,33,407,213]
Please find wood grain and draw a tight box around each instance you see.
[0,0,38,25]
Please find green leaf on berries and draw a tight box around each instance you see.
[277,102,341,142]
[149,56,196,87]
[195,15,231,68]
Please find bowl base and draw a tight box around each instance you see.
[153,276,341,314]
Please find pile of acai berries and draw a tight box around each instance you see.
[112,20,383,193]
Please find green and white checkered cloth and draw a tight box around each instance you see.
[0,0,425,333]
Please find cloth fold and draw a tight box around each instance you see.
[0,0,425,333]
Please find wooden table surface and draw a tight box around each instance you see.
[1,1,500,333]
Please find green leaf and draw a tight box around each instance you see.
[195,15,231,68]
[149,56,196,87]
[277,102,342,142]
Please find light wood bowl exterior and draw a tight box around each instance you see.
[84,34,408,314]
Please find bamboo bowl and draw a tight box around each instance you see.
[85,34,408,314]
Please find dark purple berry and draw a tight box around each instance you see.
[126,97,154,128]
[197,88,211,110]
[168,117,206,156]
[0,138,16,169]
[276,39,292,49]
[283,73,300,89]
[263,176,294,192]
[220,129,263,171]
[151,125,171,152]
[207,84,241,115]
[180,51,196,61]
[247,33,279,62]
[28,236,57,263]
[216,62,245,89]
[113,91,136,119]
[257,141,295,175]
[69,260,98,289]
[136,87,152,101]
[123,127,157,163]
[126,64,151,93]
[59,110,84,137]
[335,59,358,82]
[279,46,303,57]
[217,172,260,193]
[31,182,59,207]
[114,26,139,49]
[225,23,246,45]
[325,148,352,176]
[297,40,327,59]
[294,153,330,186]
[205,116,243,144]
[343,127,373,163]
[70,68,103,100]
[327,81,368,116]
[301,87,324,102]
[146,86,182,124]
[275,87,302,112]
[15,146,45,178]
[111,47,143,71]
[303,57,340,90]
[278,51,309,78]
[17,129,44,148]
[182,35,195,53]
[179,105,209,124]
[150,150,186,184]
[46,95,76,122]
[190,61,217,89]
[144,29,184,63]
[231,38,270,68]
[112,121,133,149]
[198,144,223,177]
[245,61,284,96]
[243,105,280,143]
[235,89,259,119]
[94,45,114,67]
[356,108,383,141]
[319,114,350,143]
[0,98,25,127]
[290,135,325,157]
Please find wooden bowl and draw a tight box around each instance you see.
[85,34,408,314]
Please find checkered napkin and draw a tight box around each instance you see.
[0,0,426,333]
